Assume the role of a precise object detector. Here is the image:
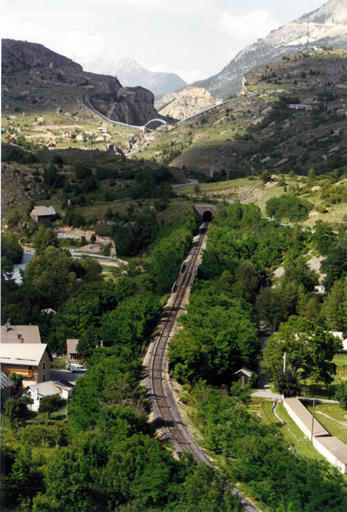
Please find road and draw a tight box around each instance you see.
[50,369,86,384]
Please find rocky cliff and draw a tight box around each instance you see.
[83,57,187,97]
[2,39,159,127]
[91,86,159,126]
[157,87,216,120]
[196,0,347,99]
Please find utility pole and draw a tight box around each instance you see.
[283,351,287,372]
[311,399,315,443]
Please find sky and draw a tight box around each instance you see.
[2,0,329,83]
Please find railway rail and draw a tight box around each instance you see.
[148,222,209,462]
[146,221,261,512]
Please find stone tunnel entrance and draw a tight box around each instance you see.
[202,210,213,222]
[192,204,217,221]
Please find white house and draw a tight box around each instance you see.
[26,380,73,411]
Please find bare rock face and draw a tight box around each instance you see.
[157,87,216,120]
[91,86,159,126]
[195,0,347,98]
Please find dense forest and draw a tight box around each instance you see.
[2,193,347,511]
[168,202,347,511]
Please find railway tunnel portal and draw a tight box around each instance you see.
[193,204,216,222]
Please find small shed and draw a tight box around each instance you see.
[30,206,57,223]
[234,368,253,385]
[66,339,83,364]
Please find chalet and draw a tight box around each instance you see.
[35,141,43,147]
[63,131,75,139]
[46,141,55,148]
[30,205,57,223]
[0,343,52,386]
[5,134,16,141]
[234,368,253,386]
[1,371,14,407]
[1,322,42,344]
[66,339,83,364]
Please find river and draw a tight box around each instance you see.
[12,251,35,284]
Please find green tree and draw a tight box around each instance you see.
[1,233,23,264]
[8,371,23,390]
[335,381,347,409]
[39,395,65,419]
[273,368,301,397]
[323,277,347,332]
[33,226,58,255]
[3,396,28,423]
[263,316,342,384]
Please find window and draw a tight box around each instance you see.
[42,361,46,371]
[42,374,46,382]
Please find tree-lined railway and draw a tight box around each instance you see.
[146,221,261,512]
[148,222,211,463]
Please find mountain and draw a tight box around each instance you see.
[196,0,347,99]
[2,39,159,127]
[83,57,187,97]
[128,49,347,179]
[156,87,217,121]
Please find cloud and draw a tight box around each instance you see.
[215,10,280,43]
[2,16,106,63]
[60,31,106,62]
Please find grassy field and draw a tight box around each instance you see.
[250,397,327,462]
[306,402,347,445]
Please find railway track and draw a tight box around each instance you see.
[148,222,210,463]
[146,221,261,512]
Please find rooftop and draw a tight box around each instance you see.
[0,370,14,389]
[284,398,329,437]
[31,206,56,217]
[27,380,61,398]
[0,343,50,366]
[1,325,41,344]
[317,437,347,465]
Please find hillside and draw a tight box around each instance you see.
[195,0,347,99]
[2,39,159,127]
[83,57,187,97]
[130,50,347,179]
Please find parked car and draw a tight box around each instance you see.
[66,363,87,373]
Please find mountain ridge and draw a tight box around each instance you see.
[194,0,347,99]
[83,57,187,97]
[2,39,160,127]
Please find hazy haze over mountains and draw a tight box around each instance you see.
[196,0,347,99]
[83,57,187,97]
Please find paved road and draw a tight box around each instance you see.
[51,369,86,384]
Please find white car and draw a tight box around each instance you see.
[67,363,87,373]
